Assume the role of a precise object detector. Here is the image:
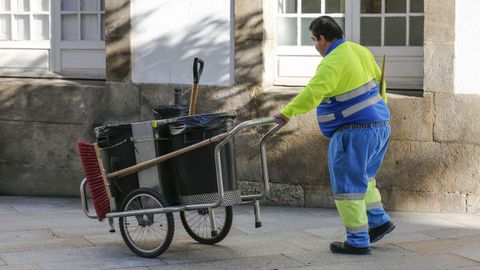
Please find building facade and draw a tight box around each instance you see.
[0,0,479,213]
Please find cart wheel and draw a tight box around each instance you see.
[180,206,233,245]
[119,188,174,258]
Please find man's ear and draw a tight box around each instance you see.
[318,35,325,44]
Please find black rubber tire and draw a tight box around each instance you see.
[180,206,233,245]
[119,188,174,258]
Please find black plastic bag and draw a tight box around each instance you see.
[152,105,189,120]
[168,111,237,136]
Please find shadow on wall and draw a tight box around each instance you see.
[231,9,328,199]
[127,5,295,114]
[235,9,264,88]
[232,9,295,120]
[127,2,232,85]
[105,0,132,81]
[132,7,295,126]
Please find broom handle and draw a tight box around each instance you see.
[107,132,228,179]
[380,54,386,99]
[189,84,199,115]
[188,58,204,115]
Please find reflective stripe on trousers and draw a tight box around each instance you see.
[365,178,390,229]
[334,178,387,231]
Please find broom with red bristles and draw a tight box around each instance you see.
[77,141,112,221]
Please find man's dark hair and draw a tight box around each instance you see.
[309,16,344,41]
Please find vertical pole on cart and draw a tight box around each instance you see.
[208,208,218,236]
[189,57,204,115]
[108,218,115,233]
[254,200,262,228]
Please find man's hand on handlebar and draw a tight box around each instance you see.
[273,113,290,126]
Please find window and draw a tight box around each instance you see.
[359,0,424,46]
[274,0,424,90]
[0,0,105,79]
[60,0,104,41]
[0,0,49,42]
[277,0,346,46]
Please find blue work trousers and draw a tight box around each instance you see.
[328,124,391,248]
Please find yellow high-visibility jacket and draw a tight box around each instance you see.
[281,41,387,120]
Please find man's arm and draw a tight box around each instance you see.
[280,64,338,119]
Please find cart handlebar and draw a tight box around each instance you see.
[226,117,283,141]
[185,117,283,210]
[80,178,99,220]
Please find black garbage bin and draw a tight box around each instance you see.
[151,105,189,205]
[95,120,182,207]
[152,118,181,205]
[95,124,139,211]
[168,112,241,206]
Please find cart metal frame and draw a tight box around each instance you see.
[80,118,282,255]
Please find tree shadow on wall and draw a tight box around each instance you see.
[110,5,292,113]
[105,0,135,81]
[119,6,297,139]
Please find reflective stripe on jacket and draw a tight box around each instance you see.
[316,78,390,137]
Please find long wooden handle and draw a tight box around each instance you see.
[189,84,199,115]
[107,132,228,179]
[380,55,386,98]
[189,58,204,115]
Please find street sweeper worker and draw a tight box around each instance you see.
[273,16,395,255]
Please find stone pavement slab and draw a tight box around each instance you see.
[451,246,480,263]
[0,265,41,270]
[281,253,479,270]
[148,254,303,270]
[0,236,93,254]
[394,235,480,254]
[38,256,166,270]
[1,196,480,269]
[282,242,417,267]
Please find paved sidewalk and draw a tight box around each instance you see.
[1,196,480,270]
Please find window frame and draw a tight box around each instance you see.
[51,0,105,78]
[0,0,106,79]
[271,0,424,90]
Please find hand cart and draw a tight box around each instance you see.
[78,117,282,258]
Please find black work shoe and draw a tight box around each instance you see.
[330,241,372,255]
[369,221,396,243]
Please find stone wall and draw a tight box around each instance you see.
[0,79,123,196]
[1,78,477,212]
[0,0,479,214]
